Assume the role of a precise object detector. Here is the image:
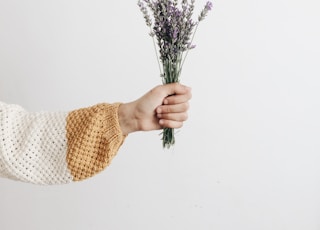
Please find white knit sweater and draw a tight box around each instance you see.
[0,101,126,185]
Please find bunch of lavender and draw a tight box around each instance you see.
[138,0,212,148]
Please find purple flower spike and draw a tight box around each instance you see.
[188,44,196,49]
[205,1,213,11]
[198,1,213,21]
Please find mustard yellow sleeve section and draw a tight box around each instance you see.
[66,103,126,181]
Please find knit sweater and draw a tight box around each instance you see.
[0,101,126,185]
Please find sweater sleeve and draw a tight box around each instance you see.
[0,101,126,185]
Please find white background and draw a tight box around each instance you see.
[1,0,320,229]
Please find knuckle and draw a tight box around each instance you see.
[161,120,168,127]
[177,122,183,128]
[182,113,188,121]
[165,106,171,113]
[152,85,164,96]
[162,114,170,120]
[182,103,189,111]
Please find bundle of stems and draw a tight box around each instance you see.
[138,0,212,148]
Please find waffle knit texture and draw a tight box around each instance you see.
[0,101,126,185]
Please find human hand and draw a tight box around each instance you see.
[118,83,192,135]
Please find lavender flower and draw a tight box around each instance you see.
[138,0,212,148]
[198,1,213,21]
[138,0,152,27]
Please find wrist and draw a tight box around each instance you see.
[118,102,138,135]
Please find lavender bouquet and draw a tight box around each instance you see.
[138,0,212,148]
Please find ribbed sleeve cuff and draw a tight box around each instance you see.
[66,103,126,181]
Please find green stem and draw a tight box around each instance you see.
[162,127,175,148]
[161,58,180,149]
[150,28,163,75]
[179,22,199,75]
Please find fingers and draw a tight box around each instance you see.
[157,112,188,121]
[152,83,192,129]
[156,105,189,129]
[165,83,191,96]
[156,102,189,114]
[159,119,184,129]
[163,93,192,105]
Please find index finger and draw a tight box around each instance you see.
[162,83,191,97]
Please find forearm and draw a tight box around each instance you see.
[0,102,126,185]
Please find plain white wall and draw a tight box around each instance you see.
[1,0,320,229]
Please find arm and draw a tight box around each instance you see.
[0,83,191,185]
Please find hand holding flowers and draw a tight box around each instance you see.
[118,83,191,136]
